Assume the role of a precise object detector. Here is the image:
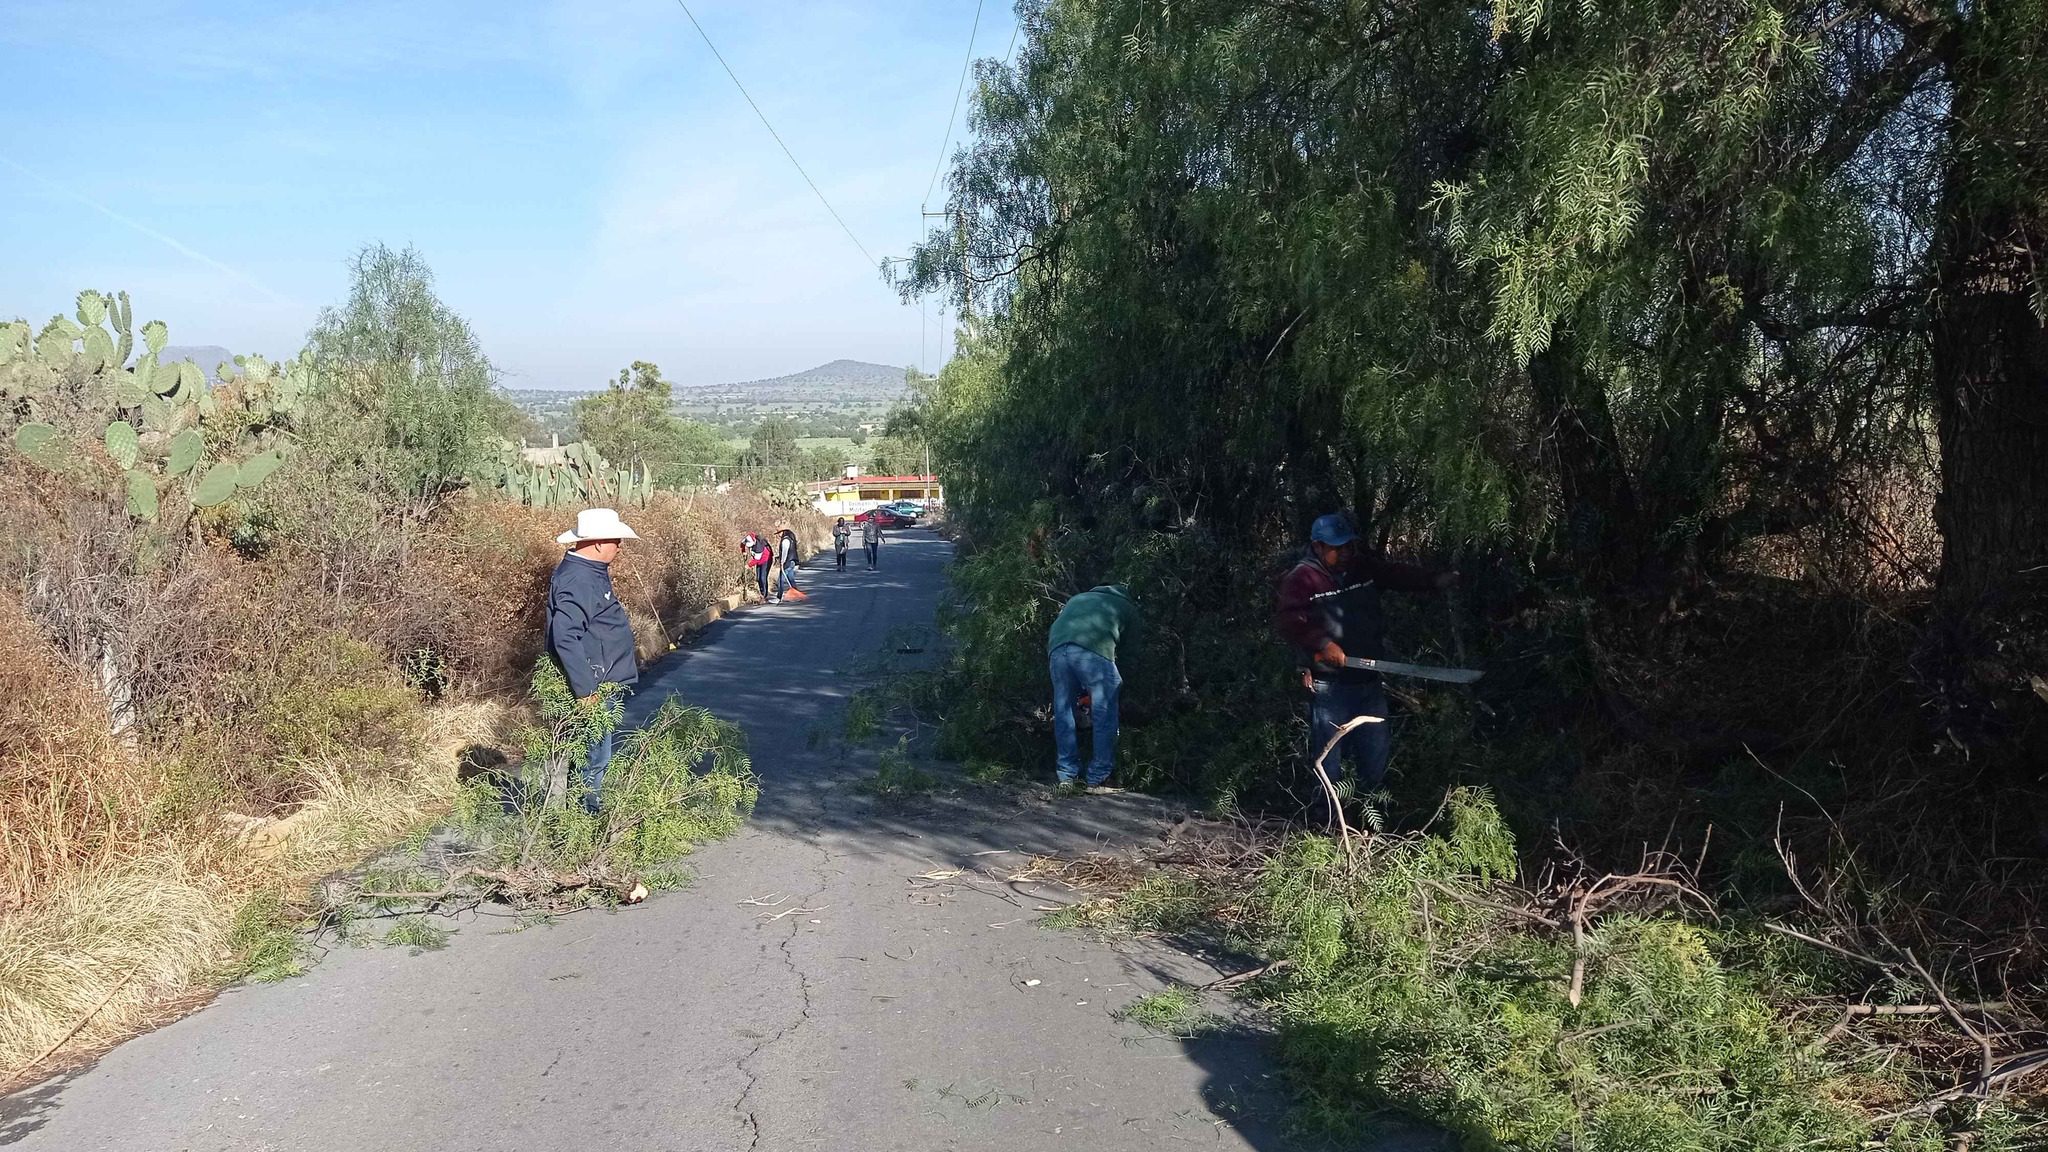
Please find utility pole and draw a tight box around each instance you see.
[957,207,971,322]
[921,208,956,364]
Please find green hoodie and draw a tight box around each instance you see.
[1047,585,1140,662]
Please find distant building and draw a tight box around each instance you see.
[521,433,570,467]
[807,465,942,515]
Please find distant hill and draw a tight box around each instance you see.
[498,359,913,439]
[679,359,908,406]
[160,345,236,374]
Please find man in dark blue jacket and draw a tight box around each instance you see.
[547,508,642,813]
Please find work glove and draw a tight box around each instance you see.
[1313,640,1346,668]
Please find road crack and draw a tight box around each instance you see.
[732,838,833,1150]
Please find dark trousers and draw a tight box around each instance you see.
[754,565,769,601]
[835,548,848,571]
[865,542,879,569]
[1309,677,1392,789]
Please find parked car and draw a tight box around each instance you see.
[885,500,926,518]
[854,507,914,528]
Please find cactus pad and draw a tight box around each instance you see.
[83,325,117,370]
[124,469,158,522]
[236,449,283,488]
[115,369,149,407]
[104,421,140,469]
[167,428,204,475]
[14,422,60,464]
[192,461,239,507]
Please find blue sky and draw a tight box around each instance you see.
[0,1,1013,387]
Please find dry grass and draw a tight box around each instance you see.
[0,593,153,914]
[0,476,822,1084]
[0,847,235,1078]
[0,700,483,1084]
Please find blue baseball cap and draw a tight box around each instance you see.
[1309,513,1358,547]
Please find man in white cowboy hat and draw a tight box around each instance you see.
[546,508,641,813]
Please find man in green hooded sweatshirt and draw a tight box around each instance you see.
[1047,584,1140,791]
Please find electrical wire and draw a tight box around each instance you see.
[671,0,877,267]
[920,0,985,211]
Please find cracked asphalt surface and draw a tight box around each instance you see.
[3,533,1436,1151]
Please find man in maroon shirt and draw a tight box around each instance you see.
[1275,513,1454,817]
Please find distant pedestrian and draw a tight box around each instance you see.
[776,525,801,601]
[1046,584,1140,792]
[1275,512,1455,820]
[833,518,851,572]
[862,514,883,570]
[744,532,771,603]
[547,508,641,814]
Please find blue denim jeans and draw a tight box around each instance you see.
[1310,677,1391,790]
[754,564,769,601]
[779,560,799,596]
[1050,643,1121,785]
[579,726,615,815]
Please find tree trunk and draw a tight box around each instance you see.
[1530,323,1641,587]
[1932,207,2048,609]
[1924,31,2048,751]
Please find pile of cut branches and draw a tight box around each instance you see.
[310,666,757,932]
[1030,789,2045,1149]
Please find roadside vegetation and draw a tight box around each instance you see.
[894,0,2048,1145]
[0,246,812,1084]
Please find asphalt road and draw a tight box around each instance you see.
[3,532,1432,1152]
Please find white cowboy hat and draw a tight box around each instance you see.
[557,507,640,545]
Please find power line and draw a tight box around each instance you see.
[921,0,985,210]
[671,0,877,267]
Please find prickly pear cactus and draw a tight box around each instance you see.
[2,290,301,520]
[494,438,633,509]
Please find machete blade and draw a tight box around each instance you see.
[1343,657,1485,684]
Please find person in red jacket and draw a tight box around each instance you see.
[743,532,772,603]
[1275,512,1454,816]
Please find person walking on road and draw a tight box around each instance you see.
[1275,512,1454,819]
[861,514,883,570]
[833,517,851,572]
[776,525,802,602]
[743,532,771,603]
[1047,584,1140,793]
[547,508,642,814]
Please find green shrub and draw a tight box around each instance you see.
[254,634,423,769]
[857,740,939,800]
[441,660,757,891]
[225,890,306,983]
[842,690,883,743]
[1244,790,1945,1150]
[1114,987,1216,1037]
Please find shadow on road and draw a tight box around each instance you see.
[626,531,1439,1149]
[0,1072,74,1146]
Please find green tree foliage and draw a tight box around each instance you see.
[572,360,731,487]
[736,414,804,486]
[302,244,503,519]
[574,361,678,469]
[900,0,2046,758]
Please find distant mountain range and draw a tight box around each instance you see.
[499,359,912,426]
[678,359,909,405]
[160,346,237,374]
